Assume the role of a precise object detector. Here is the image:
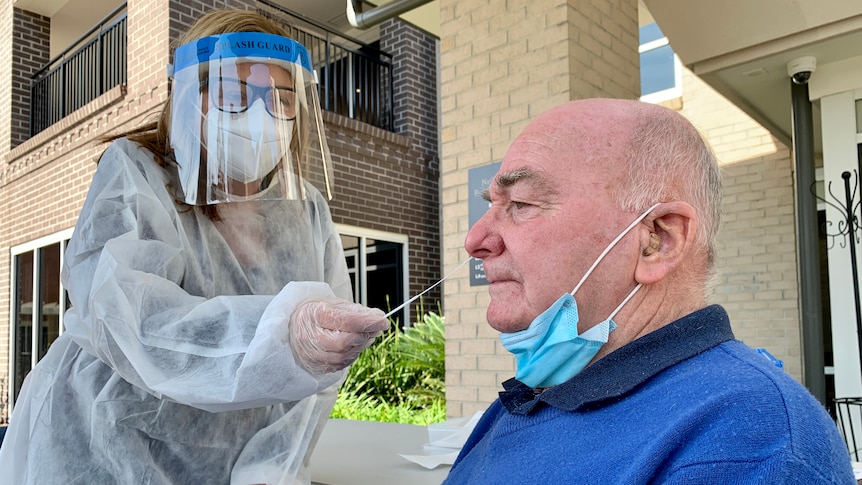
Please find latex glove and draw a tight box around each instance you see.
[290,298,389,376]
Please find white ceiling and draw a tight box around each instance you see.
[14,0,119,58]
[644,0,862,150]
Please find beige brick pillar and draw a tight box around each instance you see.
[439,0,640,418]
[120,0,173,129]
[0,0,15,154]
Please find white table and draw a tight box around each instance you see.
[310,419,451,485]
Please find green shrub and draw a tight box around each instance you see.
[331,310,447,425]
[329,391,445,425]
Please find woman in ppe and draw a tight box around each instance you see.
[0,9,388,485]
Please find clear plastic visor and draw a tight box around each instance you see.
[168,33,333,205]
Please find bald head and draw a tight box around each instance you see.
[523,99,722,268]
[516,99,647,165]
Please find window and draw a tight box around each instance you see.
[10,229,73,405]
[338,225,409,325]
[639,23,682,103]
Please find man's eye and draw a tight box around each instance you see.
[511,201,529,210]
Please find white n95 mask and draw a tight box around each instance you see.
[205,100,294,184]
[500,203,660,389]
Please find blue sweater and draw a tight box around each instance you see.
[443,305,855,484]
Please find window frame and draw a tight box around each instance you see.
[336,224,410,326]
[639,24,683,104]
[8,228,73,413]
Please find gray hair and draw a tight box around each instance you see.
[616,108,723,274]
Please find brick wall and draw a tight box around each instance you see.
[325,112,441,312]
[0,5,13,395]
[380,18,439,166]
[677,69,803,380]
[0,0,175,418]
[439,0,640,418]
[0,2,13,152]
[10,9,49,149]
[377,18,441,309]
[169,0,256,49]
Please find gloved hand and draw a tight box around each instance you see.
[289,298,389,376]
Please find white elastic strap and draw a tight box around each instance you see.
[606,283,642,321]
[572,203,660,295]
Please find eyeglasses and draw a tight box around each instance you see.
[201,77,296,120]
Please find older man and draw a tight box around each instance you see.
[445,99,854,484]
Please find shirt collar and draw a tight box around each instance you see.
[499,304,734,415]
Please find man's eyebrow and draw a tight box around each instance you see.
[496,167,537,188]
[480,168,536,202]
[483,167,556,201]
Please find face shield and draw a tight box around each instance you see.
[169,32,333,205]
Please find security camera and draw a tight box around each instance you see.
[787,56,816,85]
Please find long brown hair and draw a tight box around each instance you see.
[102,9,294,218]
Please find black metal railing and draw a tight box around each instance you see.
[259,0,394,131]
[30,3,128,137]
[29,4,127,137]
[28,1,393,137]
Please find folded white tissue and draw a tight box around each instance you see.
[398,411,483,469]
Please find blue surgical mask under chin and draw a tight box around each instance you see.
[500,292,617,389]
[499,203,659,389]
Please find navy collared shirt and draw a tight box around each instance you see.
[446,305,855,484]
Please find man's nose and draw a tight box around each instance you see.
[464,211,502,259]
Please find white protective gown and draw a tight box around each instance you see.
[0,138,354,484]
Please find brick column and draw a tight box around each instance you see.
[439,0,640,417]
[169,0,257,47]
[121,0,261,130]
[380,18,439,168]
[10,9,49,149]
[0,1,11,154]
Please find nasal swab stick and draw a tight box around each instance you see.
[384,257,472,319]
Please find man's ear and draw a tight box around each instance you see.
[635,201,697,285]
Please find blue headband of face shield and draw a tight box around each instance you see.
[173,32,313,74]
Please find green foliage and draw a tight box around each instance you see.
[329,391,446,425]
[331,310,447,425]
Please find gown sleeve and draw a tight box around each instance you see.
[61,138,346,413]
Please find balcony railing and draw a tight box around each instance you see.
[28,1,394,138]
[259,0,394,131]
[29,4,127,137]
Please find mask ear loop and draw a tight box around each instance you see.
[571,203,661,295]
[606,283,643,321]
